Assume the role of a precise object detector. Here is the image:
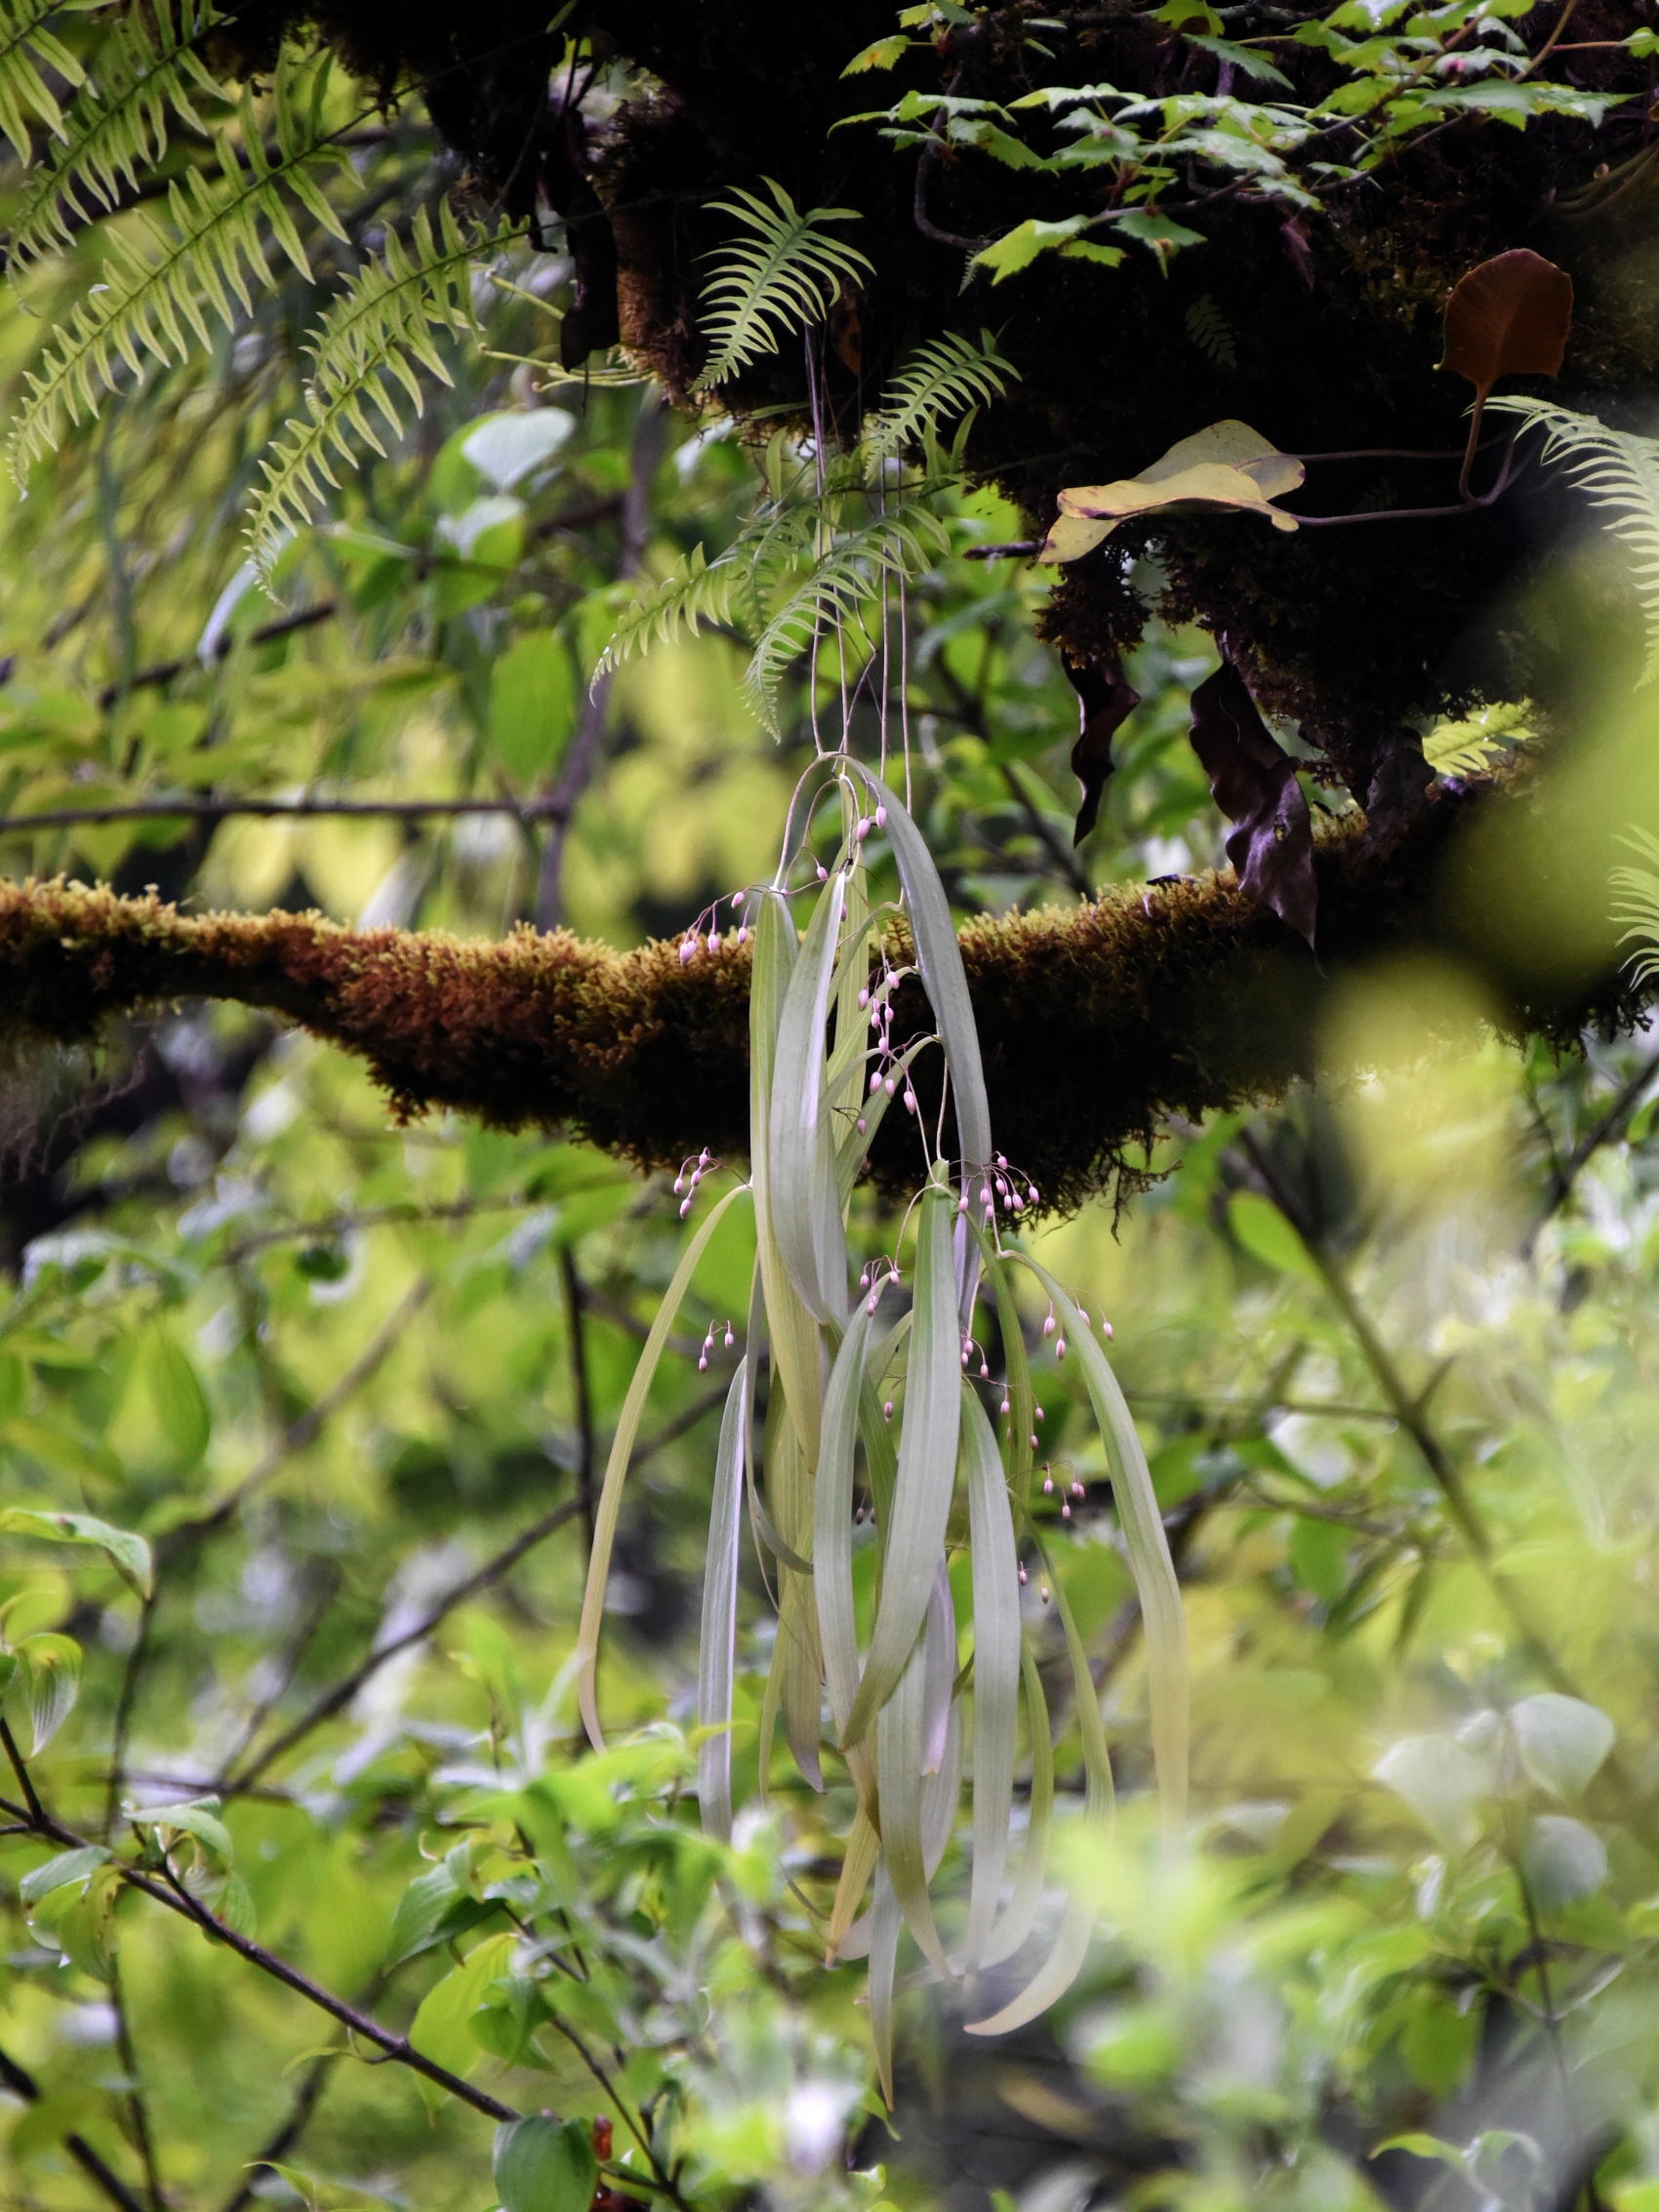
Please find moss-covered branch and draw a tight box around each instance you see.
[0,790,1639,1208]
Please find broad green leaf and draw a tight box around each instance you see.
[489,630,577,780]
[842,1182,962,1750]
[1511,1693,1615,1799]
[1228,1191,1322,1282]
[575,1181,753,1749]
[409,1931,516,2113]
[698,1357,749,1841]
[0,1507,152,1596]
[494,2114,596,2212]
[17,1630,79,1752]
[19,1842,110,1906]
[387,1843,489,1965]
[962,1387,1020,1968]
[130,1797,235,1871]
[1522,1814,1607,1910]
[1372,1733,1488,1851]
[144,1330,212,1469]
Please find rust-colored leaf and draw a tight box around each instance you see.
[1440,249,1572,400]
[1064,656,1140,844]
[1188,660,1316,948]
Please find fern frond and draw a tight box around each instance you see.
[0,0,97,164]
[246,202,502,576]
[746,501,951,732]
[694,179,872,391]
[1611,826,1659,989]
[860,329,1017,464]
[1493,397,1659,687]
[9,54,350,482]
[1421,697,1533,778]
[1185,294,1236,370]
[8,0,226,273]
[593,543,747,678]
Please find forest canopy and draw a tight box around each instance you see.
[0,3,1658,2212]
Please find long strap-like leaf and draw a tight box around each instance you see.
[841,1181,962,1750]
[697,1357,749,1842]
[576,1182,752,1749]
[1019,1254,1189,1831]
[769,865,847,1324]
[961,1388,1021,1968]
[979,1642,1055,1970]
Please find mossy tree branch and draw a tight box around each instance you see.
[0,787,1639,1210]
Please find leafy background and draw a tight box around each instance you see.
[0,14,1657,2212]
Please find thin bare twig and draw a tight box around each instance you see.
[1523,1044,1659,1256]
[562,1247,598,1552]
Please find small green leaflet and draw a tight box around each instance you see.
[0,1506,153,1595]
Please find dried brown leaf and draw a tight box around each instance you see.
[1189,660,1316,949]
[1440,249,1572,400]
[1039,422,1304,562]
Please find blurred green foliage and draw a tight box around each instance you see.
[0,23,1657,2212]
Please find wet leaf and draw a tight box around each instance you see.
[1189,659,1317,948]
[1064,657,1141,844]
[1440,249,1572,400]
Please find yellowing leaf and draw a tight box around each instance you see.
[1040,422,1303,560]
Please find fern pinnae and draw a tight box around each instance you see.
[0,0,95,164]
[9,52,350,481]
[7,0,225,273]
[861,329,1017,464]
[694,178,872,391]
[1611,825,1659,990]
[245,202,499,575]
[1494,397,1659,686]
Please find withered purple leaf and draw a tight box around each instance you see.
[1188,661,1316,948]
[1065,656,1140,844]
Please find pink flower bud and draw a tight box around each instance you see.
[1042,1313,1055,1338]
[1030,1433,1038,1448]
[856,818,870,840]
[708,932,719,953]
[996,1153,1007,1170]
[1039,1584,1049,1604]
[870,1071,882,1096]
[1043,1473,1053,1494]
[737,925,748,944]
[1062,1501,1072,1520]
[680,1197,692,1219]
[858,987,870,1009]
[980,1184,991,1205]
[1103,1320,1113,1340]
[732,890,745,906]
[817,864,829,881]
[868,1294,878,1314]
[999,1395,1010,1416]
[904,1089,917,1113]
[979,1360,990,1380]
[698,1353,708,1371]
[1018,1565,1027,1586]
[1035,1405,1044,1423]
[857,1117,867,1135]
[673,1175,685,1194]
[961,1347,970,1367]
[1057,1338,1067,1360]
[725,1325,735,1348]
[884,1399,894,1421]
[957,1192,969,1214]
[1011,1192,1025,1212]
[875,805,887,827]
[680,938,696,963]
[884,1077,896,1097]
[1072,1481,1084,1499]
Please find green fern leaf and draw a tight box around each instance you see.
[9,54,350,483]
[1611,825,1659,989]
[1421,698,1533,778]
[246,201,506,576]
[8,0,226,272]
[1494,397,1659,687]
[694,178,872,391]
[1184,294,1236,370]
[745,500,951,733]
[860,329,1017,464]
[0,0,98,165]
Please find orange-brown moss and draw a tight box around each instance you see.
[0,778,1641,1210]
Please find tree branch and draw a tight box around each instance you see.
[0,777,1644,1215]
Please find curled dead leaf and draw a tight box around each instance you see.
[1189,659,1316,949]
[1039,421,1305,562]
[1064,656,1141,844]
